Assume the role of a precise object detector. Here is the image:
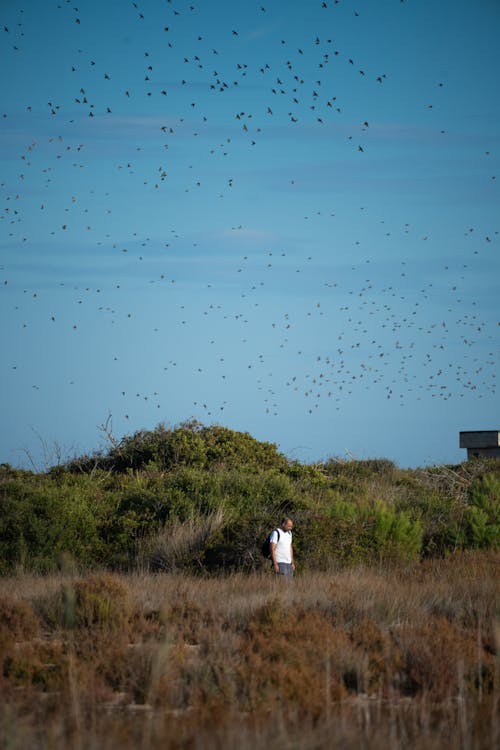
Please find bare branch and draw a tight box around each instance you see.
[97,411,120,450]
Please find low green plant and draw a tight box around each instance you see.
[466,473,500,549]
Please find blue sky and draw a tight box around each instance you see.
[1,0,498,469]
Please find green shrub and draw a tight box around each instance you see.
[0,477,102,573]
[466,473,500,549]
[200,424,287,471]
[366,501,422,563]
[106,422,207,472]
[73,420,288,474]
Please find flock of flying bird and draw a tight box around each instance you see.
[1,0,498,442]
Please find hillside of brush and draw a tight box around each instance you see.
[1,420,499,574]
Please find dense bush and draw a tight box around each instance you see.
[66,420,287,474]
[0,424,499,574]
[0,472,104,574]
[464,473,500,549]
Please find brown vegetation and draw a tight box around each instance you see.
[0,552,499,749]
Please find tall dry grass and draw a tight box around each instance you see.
[0,551,498,749]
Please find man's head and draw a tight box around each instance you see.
[281,517,293,532]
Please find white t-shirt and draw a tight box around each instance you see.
[270,528,293,564]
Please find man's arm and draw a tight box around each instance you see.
[270,542,279,572]
[290,543,295,570]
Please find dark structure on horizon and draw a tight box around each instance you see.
[460,431,500,460]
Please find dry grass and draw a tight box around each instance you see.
[138,508,229,572]
[0,551,499,749]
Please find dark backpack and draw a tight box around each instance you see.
[261,528,280,559]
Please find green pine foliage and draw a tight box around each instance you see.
[1,423,498,574]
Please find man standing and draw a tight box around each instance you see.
[270,517,295,576]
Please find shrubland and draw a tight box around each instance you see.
[1,422,499,748]
[0,554,498,748]
[1,421,498,574]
